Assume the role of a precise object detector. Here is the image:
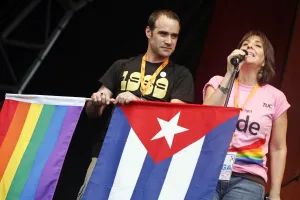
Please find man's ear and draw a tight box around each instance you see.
[145,26,152,39]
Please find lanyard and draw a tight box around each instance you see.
[230,79,259,147]
[140,54,169,96]
[234,79,259,109]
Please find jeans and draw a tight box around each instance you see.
[213,175,265,200]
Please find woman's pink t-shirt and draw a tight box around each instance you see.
[203,75,291,183]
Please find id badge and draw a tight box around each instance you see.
[218,152,237,181]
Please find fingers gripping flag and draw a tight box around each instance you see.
[83,101,241,200]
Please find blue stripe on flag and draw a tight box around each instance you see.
[82,107,131,200]
[131,154,172,200]
[20,106,68,200]
[185,115,238,200]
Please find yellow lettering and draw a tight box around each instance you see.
[121,71,169,99]
[121,71,128,91]
[153,78,168,98]
[126,72,141,91]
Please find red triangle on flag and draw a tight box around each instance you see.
[120,101,240,163]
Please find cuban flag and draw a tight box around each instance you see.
[82,101,240,200]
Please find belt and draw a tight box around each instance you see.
[232,172,266,186]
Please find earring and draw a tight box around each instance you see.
[258,68,263,79]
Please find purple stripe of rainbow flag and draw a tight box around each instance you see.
[0,94,85,200]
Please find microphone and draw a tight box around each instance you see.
[224,49,248,107]
[230,49,248,66]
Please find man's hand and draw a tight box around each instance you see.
[114,91,139,105]
[91,91,115,106]
[85,86,113,118]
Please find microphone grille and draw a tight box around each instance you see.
[242,49,248,55]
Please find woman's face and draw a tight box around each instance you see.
[240,35,265,69]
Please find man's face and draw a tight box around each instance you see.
[146,15,180,58]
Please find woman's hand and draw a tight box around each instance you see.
[226,49,247,75]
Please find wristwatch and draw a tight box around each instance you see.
[265,197,271,200]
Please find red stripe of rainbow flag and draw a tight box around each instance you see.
[0,93,85,200]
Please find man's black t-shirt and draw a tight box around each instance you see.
[100,54,194,102]
[92,54,194,157]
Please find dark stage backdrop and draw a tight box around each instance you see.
[16,1,216,199]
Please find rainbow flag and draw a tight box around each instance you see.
[0,93,86,200]
[229,137,266,165]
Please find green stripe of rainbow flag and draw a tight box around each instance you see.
[0,93,85,200]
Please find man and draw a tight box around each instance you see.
[77,9,194,199]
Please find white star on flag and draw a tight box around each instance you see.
[151,111,188,148]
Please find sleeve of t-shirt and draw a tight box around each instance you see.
[273,90,291,120]
[98,60,125,93]
[202,75,223,101]
[170,68,194,103]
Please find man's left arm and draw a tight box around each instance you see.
[269,111,288,200]
[170,67,194,103]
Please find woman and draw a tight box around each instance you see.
[203,30,290,200]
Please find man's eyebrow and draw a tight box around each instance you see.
[157,30,179,36]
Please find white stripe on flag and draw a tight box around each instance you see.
[5,93,86,106]
[158,137,205,200]
[108,128,147,200]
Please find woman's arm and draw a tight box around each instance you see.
[268,111,288,200]
[203,49,246,106]
[203,72,232,106]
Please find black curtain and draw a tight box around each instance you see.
[2,0,216,199]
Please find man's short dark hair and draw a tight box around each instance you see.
[147,9,180,31]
